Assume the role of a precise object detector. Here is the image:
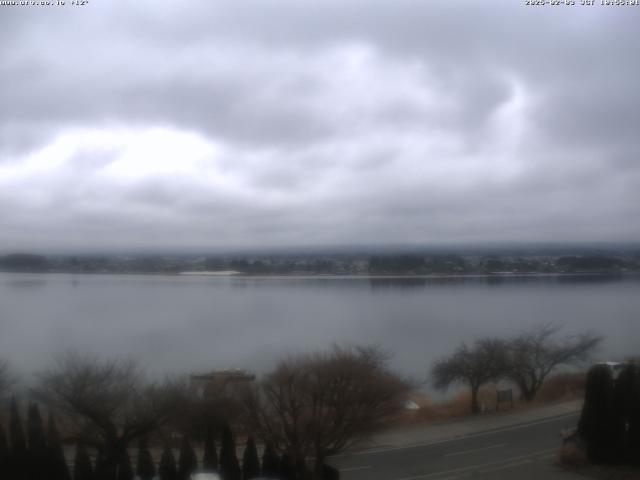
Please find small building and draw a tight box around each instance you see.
[190,368,255,397]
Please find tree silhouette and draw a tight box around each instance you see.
[158,446,178,480]
[73,444,94,480]
[578,364,616,463]
[322,464,340,480]
[612,364,640,464]
[116,450,134,480]
[279,452,295,480]
[242,345,409,477]
[35,353,182,480]
[628,364,640,465]
[177,436,198,480]
[47,413,71,480]
[506,323,601,402]
[242,436,260,480]
[9,398,28,480]
[136,438,156,480]
[202,428,218,472]
[432,338,508,414]
[261,443,279,478]
[27,403,47,480]
[94,450,106,480]
[219,424,240,480]
[0,423,10,480]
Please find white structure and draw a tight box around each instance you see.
[190,368,255,397]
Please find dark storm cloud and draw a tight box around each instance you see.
[0,0,639,251]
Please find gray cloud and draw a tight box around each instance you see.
[0,0,639,251]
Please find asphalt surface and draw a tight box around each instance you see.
[327,413,582,480]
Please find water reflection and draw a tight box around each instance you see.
[3,276,47,290]
[369,277,427,290]
[0,272,638,382]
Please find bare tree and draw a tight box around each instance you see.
[240,345,410,480]
[0,359,16,399]
[431,337,508,414]
[33,352,183,480]
[506,323,602,402]
[168,384,241,441]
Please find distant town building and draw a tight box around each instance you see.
[190,368,255,397]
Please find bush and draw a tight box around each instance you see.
[536,372,586,403]
[578,365,616,464]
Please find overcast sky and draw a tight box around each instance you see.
[1,0,639,253]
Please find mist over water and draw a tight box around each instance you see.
[1,272,639,388]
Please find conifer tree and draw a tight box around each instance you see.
[578,364,616,464]
[613,364,640,464]
[177,436,198,480]
[116,450,134,480]
[47,413,71,480]
[158,445,178,480]
[10,398,28,480]
[95,445,119,480]
[94,449,104,480]
[629,365,640,465]
[136,438,155,480]
[73,444,94,480]
[219,424,240,480]
[322,464,340,480]
[279,452,295,480]
[202,428,218,472]
[0,423,10,480]
[242,436,260,480]
[27,403,47,480]
[261,443,279,479]
[96,451,117,480]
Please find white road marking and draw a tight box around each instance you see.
[392,447,557,480]
[478,458,532,473]
[332,411,578,458]
[444,442,507,457]
[340,465,372,472]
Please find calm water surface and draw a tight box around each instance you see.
[1,273,639,384]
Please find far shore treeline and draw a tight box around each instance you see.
[1,246,640,275]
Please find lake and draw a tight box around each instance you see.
[1,272,639,387]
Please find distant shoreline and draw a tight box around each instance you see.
[178,270,242,276]
[1,270,639,280]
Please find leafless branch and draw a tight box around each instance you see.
[506,323,602,402]
[240,345,410,479]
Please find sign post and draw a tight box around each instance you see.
[496,389,514,411]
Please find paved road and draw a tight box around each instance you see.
[328,413,583,480]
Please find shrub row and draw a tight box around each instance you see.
[1,400,338,480]
[578,363,640,465]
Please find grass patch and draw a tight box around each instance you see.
[388,371,586,428]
